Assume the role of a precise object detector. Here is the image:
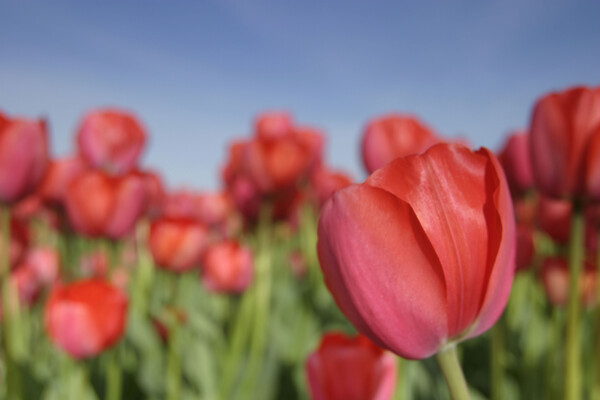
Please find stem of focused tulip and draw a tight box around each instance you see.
[395,357,405,400]
[490,315,505,400]
[565,201,584,400]
[436,344,471,400]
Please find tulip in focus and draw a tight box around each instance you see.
[201,239,253,293]
[306,332,396,400]
[318,143,515,359]
[149,217,209,273]
[76,109,146,174]
[44,279,128,359]
[65,170,147,239]
[361,114,438,174]
[0,112,49,204]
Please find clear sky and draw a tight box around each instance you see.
[1,1,599,190]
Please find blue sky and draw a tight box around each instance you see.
[1,1,599,189]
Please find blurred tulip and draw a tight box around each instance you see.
[76,109,146,174]
[38,156,88,207]
[540,257,597,308]
[309,166,353,207]
[529,86,600,200]
[149,217,209,272]
[254,111,293,140]
[134,169,165,218]
[79,251,109,278]
[497,130,534,196]
[288,251,307,279]
[0,216,29,269]
[537,196,571,243]
[65,170,146,239]
[201,239,253,293]
[44,279,128,359]
[361,114,438,174]
[318,143,515,359]
[306,332,396,400]
[196,191,235,227]
[0,113,49,204]
[20,247,59,286]
[516,225,535,271]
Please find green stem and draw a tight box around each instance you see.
[105,347,122,400]
[565,202,584,400]
[166,274,182,400]
[490,315,505,400]
[593,229,600,400]
[435,345,471,400]
[395,357,405,400]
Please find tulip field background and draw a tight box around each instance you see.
[3,2,600,400]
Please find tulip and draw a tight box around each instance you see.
[201,239,253,293]
[0,216,29,270]
[134,169,165,218]
[44,279,128,359]
[38,156,88,207]
[516,225,535,272]
[254,111,293,141]
[65,170,146,239]
[540,257,597,308]
[529,86,600,200]
[361,114,438,174]
[76,109,146,174]
[309,165,353,207]
[317,143,515,360]
[148,217,209,273]
[497,130,534,197]
[0,113,49,204]
[306,332,396,400]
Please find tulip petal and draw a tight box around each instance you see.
[317,184,447,359]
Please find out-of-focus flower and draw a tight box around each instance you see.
[497,130,534,197]
[134,169,165,218]
[0,113,49,204]
[306,332,396,400]
[254,111,294,141]
[201,239,253,293]
[309,165,353,207]
[540,257,597,308]
[44,279,128,359]
[361,114,438,174]
[65,170,146,239]
[529,86,600,200]
[317,143,515,359]
[516,225,535,272]
[38,156,88,207]
[79,251,109,278]
[76,109,146,174]
[0,216,30,269]
[149,217,209,273]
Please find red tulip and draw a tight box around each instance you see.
[149,217,209,272]
[529,86,600,200]
[516,225,535,272]
[306,332,396,400]
[361,114,438,174]
[309,166,353,207]
[76,109,146,174]
[254,111,293,141]
[0,113,49,204]
[65,170,146,239]
[133,169,165,218]
[201,239,253,293]
[497,130,534,196]
[11,248,59,305]
[44,279,128,359]
[540,257,597,308]
[38,156,88,207]
[0,216,29,269]
[317,143,515,359]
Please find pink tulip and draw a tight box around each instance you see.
[306,332,396,400]
[76,109,146,174]
[201,240,253,293]
[361,114,438,174]
[0,113,49,204]
[529,86,600,200]
[317,143,515,359]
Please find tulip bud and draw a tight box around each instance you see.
[497,130,534,197]
[540,257,597,308]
